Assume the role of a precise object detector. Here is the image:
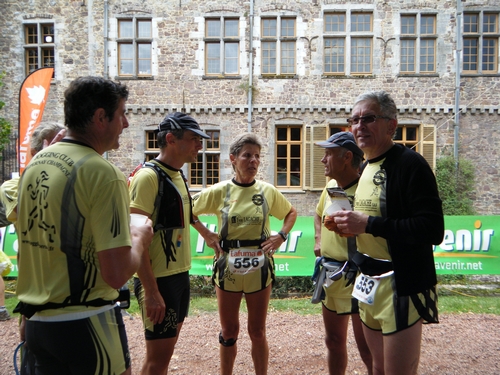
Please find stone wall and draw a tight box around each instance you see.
[0,0,498,215]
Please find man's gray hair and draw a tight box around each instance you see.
[354,90,398,120]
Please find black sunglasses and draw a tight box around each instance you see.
[346,115,391,126]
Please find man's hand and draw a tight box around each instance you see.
[323,215,354,237]
[131,218,154,251]
[325,210,369,236]
[145,290,166,325]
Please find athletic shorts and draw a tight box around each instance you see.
[212,252,275,294]
[358,275,439,335]
[134,271,190,340]
[25,306,130,375]
[322,279,359,315]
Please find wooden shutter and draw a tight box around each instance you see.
[305,125,328,191]
[421,123,436,170]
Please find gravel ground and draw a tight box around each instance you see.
[1,311,500,375]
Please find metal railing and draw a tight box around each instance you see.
[1,134,18,184]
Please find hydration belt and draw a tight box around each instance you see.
[219,239,265,252]
[352,252,393,276]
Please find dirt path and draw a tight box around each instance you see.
[1,311,500,374]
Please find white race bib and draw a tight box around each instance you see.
[351,271,393,305]
[228,248,265,275]
[352,274,379,305]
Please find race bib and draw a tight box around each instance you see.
[352,271,394,305]
[351,273,380,305]
[228,248,265,275]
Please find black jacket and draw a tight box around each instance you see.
[365,144,444,296]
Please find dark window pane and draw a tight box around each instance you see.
[277,159,287,171]
[290,127,301,141]
[290,172,300,186]
[394,127,403,141]
[406,127,417,141]
[277,128,288,141]
[290,158,300,171]
[277,144,287,158]
[276,173,287,185]
[290,145,301,157]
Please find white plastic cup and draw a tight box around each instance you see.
[130,213,148,226]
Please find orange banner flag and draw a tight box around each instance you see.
[18,67,54,173]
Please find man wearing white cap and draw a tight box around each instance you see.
[313,131,372,375]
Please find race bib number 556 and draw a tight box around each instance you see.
[228,248,265,275]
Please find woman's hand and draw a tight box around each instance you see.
[261,234,285,256]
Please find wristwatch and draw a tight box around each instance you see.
[278,231,288,241]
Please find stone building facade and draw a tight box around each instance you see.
[0,0,499,215]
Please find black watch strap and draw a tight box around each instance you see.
[278,231,288,241]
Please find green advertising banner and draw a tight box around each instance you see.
[1,215,499,278]
[433,216,500,275]
[191,215,500,276]
[0,225,18,277]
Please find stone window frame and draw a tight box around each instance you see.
[275,124,302,189]
[116,16,153,78]
[322,10,374,76]
[399,13,438,74]
[23,21,55,77]
[204,17,241,76]
[463,11,499,74]
[260,15,297,77]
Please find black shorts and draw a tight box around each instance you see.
[134,271,190,340]
[25,306,130,375]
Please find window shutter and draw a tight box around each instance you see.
[421,124,436,170]
[305,125,328,191]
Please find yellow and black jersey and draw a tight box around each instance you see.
[17,140,132,315]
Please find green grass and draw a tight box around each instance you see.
[4,293,499,317]
[5,276,498,316]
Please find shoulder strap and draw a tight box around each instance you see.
[142,161,167,229]
[143,160,195,231]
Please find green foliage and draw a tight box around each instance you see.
[189,276,316,297]
[0,71,12,155]
[438,295,500,314]
[437,274,469,285]
[436,155,475,215]
[272,276,314,296]
[190,275,216,296]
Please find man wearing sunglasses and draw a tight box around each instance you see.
[313,131,373,375]
[328,91,444,375]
